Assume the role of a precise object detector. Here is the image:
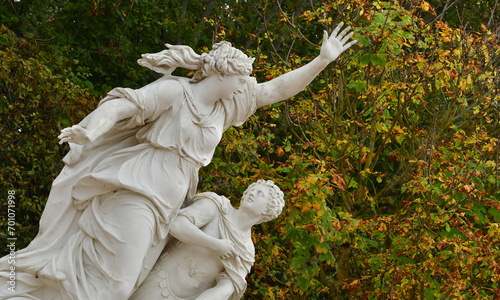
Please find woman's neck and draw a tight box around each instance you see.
[191,77,222,109]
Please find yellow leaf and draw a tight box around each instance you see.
[421,1,431,12]
[315,244,328,254]
[460,185,473,194]
[486,161,496,168]
[302,203,312,213]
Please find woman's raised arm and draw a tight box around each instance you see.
[255,22,357,108]
[58,98,138,145]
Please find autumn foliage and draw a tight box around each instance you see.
[1,0,499,299]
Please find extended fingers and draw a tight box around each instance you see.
[58,127,72,135]
[341,31,354,44]
[59,136,72,144]
[58,125,87,144]
[331,22,344,37]
[329,23,355,46]
[331,23,350,40]
[58,127,75,139]
[58,130,71,141]
[336,25,351,40]
[343,39,358,51]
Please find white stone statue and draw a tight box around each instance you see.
[130,180,284,300]
[0,22,355,299]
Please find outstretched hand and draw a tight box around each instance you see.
[58,125,93,145]
[320,22,357,63]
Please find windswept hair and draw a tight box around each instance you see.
[243,180,285,224]
[138,42,254,82]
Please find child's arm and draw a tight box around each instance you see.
[169,210,238,260]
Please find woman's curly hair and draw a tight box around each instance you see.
[137,41,253,82]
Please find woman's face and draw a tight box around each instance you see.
[218,75,249,99]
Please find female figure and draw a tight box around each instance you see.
[0,23,355,299]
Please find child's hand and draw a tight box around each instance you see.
[213,239,238,260]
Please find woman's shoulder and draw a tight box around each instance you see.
[141,76,185,92]
[137,76,186,104]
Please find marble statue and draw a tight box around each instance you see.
[130,180,284,300]
[0,22,356,299]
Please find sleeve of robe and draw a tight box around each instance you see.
[63,78,179,166]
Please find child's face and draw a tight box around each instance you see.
[240,184,270,217]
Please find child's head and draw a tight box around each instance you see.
[242,180,285,224]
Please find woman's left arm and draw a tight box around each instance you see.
[256,22,357,107]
